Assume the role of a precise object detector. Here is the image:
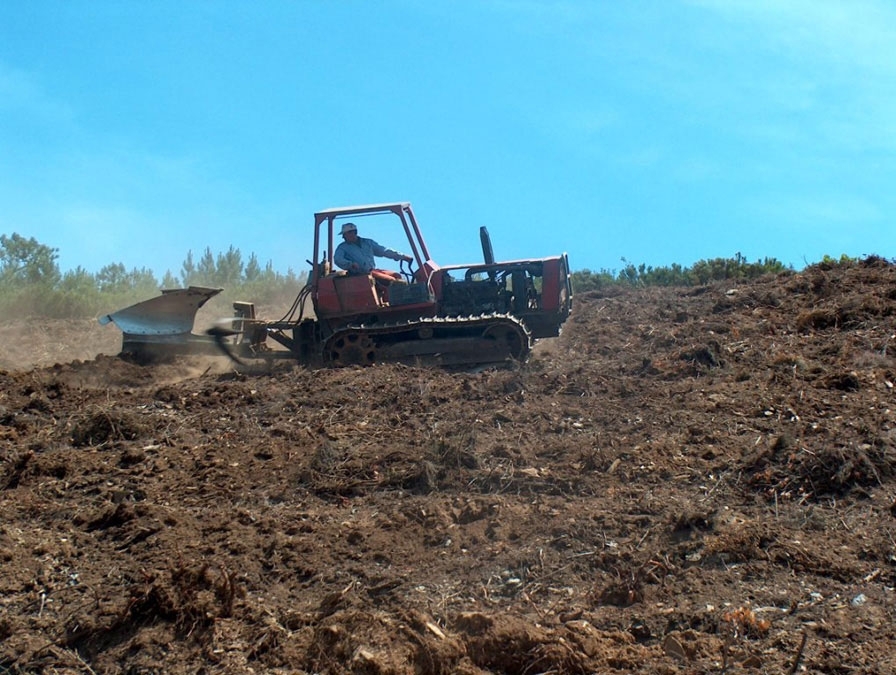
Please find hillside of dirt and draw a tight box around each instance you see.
[2,258,896,674]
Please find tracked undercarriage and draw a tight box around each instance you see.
[323,314,531,368]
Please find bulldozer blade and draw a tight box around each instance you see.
[99,286,223,358]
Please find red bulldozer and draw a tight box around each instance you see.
[100,202,572,369]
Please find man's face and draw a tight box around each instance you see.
[343,229,358,243]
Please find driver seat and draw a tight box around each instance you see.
[370,268,406,304]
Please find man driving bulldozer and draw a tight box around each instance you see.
[334,222,413,279]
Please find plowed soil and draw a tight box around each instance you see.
[2,258,896,674]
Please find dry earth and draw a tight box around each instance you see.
[2,258,896,674]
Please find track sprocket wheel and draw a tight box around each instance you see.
[327,332,376,366]
[482,322,528,361]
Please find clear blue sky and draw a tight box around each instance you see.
[2,1,894,280]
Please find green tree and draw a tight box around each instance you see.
[96,263,128,293]
[95,263,157,296]
[51,266,101,317]
[181,250,197,286]
[196,248,217,284]
[126,266,159,297]
[0,233,61,285]
[244,253,262,283]
[161,269,179,288]
[216,245,243,286]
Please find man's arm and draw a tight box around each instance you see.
[334,243,357,271]
[369,240,412,263]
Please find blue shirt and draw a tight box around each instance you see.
[334,237,405,273]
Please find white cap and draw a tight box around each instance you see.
[341,222,357,235]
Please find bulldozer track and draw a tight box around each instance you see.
[323,313,532,368]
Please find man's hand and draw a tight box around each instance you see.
[402,255,413,263]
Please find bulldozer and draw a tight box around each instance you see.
[100,202,573,369]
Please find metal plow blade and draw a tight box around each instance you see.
[99,286,223,359]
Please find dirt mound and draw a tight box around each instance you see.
[2,259,896,673]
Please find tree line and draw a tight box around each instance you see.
[2,232,854,319]
[569,253,796,291]
[0,233,306,318]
